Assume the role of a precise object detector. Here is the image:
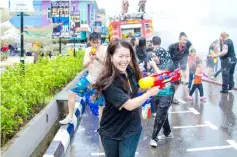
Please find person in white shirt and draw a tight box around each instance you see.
[60,32,107,124]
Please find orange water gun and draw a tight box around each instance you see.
[139,69,181,89]
[89,47,96,56]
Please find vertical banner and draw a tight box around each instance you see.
[70,11,81,38]
[51,1,70,38]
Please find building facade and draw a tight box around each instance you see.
[10,0,99,41]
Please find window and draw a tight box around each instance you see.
[134,28,141,33]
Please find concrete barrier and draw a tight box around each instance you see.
[43,98,86,157]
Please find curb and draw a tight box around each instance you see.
[43,97,86,157]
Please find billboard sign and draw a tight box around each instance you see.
[70,11,81,38]
[51,1,70,38]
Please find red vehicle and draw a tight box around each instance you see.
[109,18,153,41]
[109,0,153,41]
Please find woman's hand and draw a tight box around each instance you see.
[145,86,160,97]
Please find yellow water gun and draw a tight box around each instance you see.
[89,47,96,56]
[210,49,217,63]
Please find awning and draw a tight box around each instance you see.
[69,32,87,40]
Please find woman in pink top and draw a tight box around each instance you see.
[188,48,199,89]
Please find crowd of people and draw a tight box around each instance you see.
[59,31,236,157]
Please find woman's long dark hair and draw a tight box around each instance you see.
[92,39,142,96]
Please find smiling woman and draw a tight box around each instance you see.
[92,39,160,157]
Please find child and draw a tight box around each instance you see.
[188,60,207,101]
[149,50,175,147]
[188,48,199,89]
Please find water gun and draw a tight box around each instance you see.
[89,47,96,56]
[138,69,181,89]
[210,49,217,63]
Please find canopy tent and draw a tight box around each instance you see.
[0,20,20,42]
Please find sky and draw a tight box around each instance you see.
[1,0,237,55]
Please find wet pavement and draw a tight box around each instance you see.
[65,82,237,157]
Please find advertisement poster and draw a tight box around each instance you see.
[51,1,70,38]
[70,11,81,38]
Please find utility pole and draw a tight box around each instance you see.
[20,12,25,70]
[73,38,76,57]
[59,38,61,54]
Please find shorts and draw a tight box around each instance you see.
[70,76,105,106]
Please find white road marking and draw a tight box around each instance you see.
[187,140,237,152]
[169,111,192,114]
[43,155,54,157]
[173,124,207,129]
[91,153,105,156]
[227,140,237,150]
[187,145,233,152]
[204,121,218,130]
[169,108,200,115]
[173,121,218,130]
[188,108,200,115]
[91,152,139,156]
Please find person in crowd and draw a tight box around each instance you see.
[92,39,160,157]
[136,37,147,63]
[143,46,154,75]
[207,40,219,76]
[180,32,193,51]
[148,36,175,147]
[188,48,199,89]
[130,36,137,50]
[188,60,207,101]
[210,32,236,93]
[146,39,152,47]
[167,33,189,104]
[59,32,107,124]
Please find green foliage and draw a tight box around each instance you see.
[0,51,84,145]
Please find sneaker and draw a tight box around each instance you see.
[158,133,174,140]
[152,113,156,117]
[150,139,158,147]
[172,98,179,104]
[200,97,206,102]
[228,87,234,91]
[200,97,206,100]
[187,96,193,100]
[220,90,228,93]
[59,115,73,125]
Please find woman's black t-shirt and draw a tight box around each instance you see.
[99,68,142,140]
